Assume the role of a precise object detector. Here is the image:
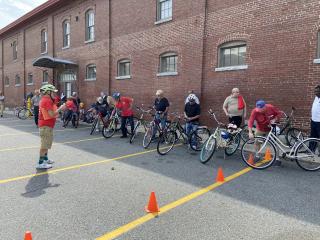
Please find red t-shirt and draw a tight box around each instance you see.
[39,95,57,128]
[115,97,133,117]
[66,100,77,112]
[248,104,282,132]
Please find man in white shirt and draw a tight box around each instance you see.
[311,85,320,140]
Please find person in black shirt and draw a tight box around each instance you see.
[153,90,169,137]
[184,94,201,147]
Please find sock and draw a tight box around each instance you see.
[39,156,45,164]
[44,153,48,161]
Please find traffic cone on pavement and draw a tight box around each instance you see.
[247,154,255,166]
[216,167,225,182]
[264,148,272,161]
[24,231,32,240]
[145,192,160,213]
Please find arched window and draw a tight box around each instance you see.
[43,71,49,83]
[157,0,172,21]
[41,29,48,53]
[63,20,70,48]
[117,59,131,77]
[15,74,21,86]
[86,64,96,80]
[218,41,246,67]
[159,52,177,73]
[85,9,95,41]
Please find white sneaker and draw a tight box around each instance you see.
[36,163,53,169]
[45,159,55,164]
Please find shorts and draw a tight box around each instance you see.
[255,130,269,137]
[40,126,54,149]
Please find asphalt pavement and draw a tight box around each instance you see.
[0,114,319,240]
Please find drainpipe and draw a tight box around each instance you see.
[108,0,112,96]
[1,39,3,95]
[200,0,208,102]
[23,29,26,99]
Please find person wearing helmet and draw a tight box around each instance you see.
[223,88,247,128]
[248,99,282,166]
[112,92,134,138]
[153,90,170,131]
[185,90,200,105]
[184,94,201,148]
[37,84,65,169]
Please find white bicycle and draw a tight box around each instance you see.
[241,124,320,171]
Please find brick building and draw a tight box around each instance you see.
[0,0,320,127]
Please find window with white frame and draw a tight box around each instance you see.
[12,41,18,60]
[86,64,96,80]
[85,10,95,41]
[157,0,172,21]
[27,73,33,85]
[41,29,48,53]
[219,41,246,67]
[43,71,49,83]
[118,60,131,77]
[159,52,177,73]
[63,20,70,48]
[15,74,21,86]
[4,76,9,86]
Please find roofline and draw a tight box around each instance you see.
[0,0,64,38]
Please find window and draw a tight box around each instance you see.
[219,41,246,67]
[85,10,95,41]
[63,20,70,48]
[117,60,131,77]
[41,29,48,53]
[12,41,17,60]
[157,0,172,21]
[27,73,33,85]
[86,64,96,80]
[159,53,177,73]
[43,71,49,83]
[15,74,21,86]
[4,76,9,86]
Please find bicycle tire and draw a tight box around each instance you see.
[225,133,241,156]
[18,108,28,120]
[143,124,154,148]
[130,121,141,144]
[102,119,116,138]
[241,136,276,170]
[90,118,98,135]
[199,135,217,164]
[286,127,304,147]
[189,127,210,151]
[157,130,177,155]
[295,138,320,171]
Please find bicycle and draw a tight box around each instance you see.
[130,106,153,144]
[200,110,244,164]
[241,124,320,171]
[18,106,33,120]
[90,109,113,135]
[157,112,210,155]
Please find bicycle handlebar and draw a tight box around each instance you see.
[208,109,224,126]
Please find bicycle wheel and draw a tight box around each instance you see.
[189,127,210,151]
[18,108,28,120]
[241,136,276,169]
[143,124,154,148]
[199,135,216,164]
[102,119,116,138]
[130,121,141,144]
[240,125,249,142]
[295,138,320,171]
[286,128,304,147]
[225,133,241,156]
[157,130,177,155]
[90,118,98,135]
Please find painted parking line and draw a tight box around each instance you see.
[0,136,105,153]
[0,126,91,137]
[96,166,253,240]
[0,147,160,185]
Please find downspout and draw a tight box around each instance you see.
[108,0,112,95]
[1,39,3,95]
[23,29,26,98]
[51,14,56,86]
[200,0,208,102]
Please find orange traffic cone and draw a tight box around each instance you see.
[247,154,255,166]
[264,148,272,161]
[145,192,160,213]
[24,231,32,240]
[216,167,225,182]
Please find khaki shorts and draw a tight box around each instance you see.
[40,126,53,149]
[255,130,269,137]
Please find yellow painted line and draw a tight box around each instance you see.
[0,147,160,185]
[0,136,104,153]
[96,166,253,240]
[0,126,91,137]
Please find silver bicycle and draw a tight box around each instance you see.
[241,124,320,171]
